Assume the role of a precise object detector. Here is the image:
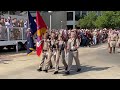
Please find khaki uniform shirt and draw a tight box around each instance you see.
[43,39,49,50]
[67,38,80,51]
[110,33,118,41]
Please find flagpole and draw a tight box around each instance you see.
[27,11,29,29]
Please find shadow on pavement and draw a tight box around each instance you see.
[1,59,13,61]
[59,65,111,76]
[0,59,13,64]
[0,49,27,55]
[89,43,106,48]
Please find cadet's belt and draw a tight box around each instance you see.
[70,49,77,52]
[43,50,47,52]
[111,40,116,41]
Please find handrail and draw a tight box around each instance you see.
[0,26,27,41]
[0,26,25,29]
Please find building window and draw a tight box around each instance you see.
[75,11,80,21]
[67,25,73,29]
[0,11,7,15]
[75,25,80,29]
[67,12,73,21]
[82,11,87,16]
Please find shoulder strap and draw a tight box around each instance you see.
[62,41,65,47]
[73,38,76,46]
[49,40,51,46]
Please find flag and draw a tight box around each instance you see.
[27,31,35,55]
[28,11,37,35]
[27,11,37,55]
[36,11,47,56]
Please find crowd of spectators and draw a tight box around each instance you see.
[0,16,28,28]
[0,16,28,40]
[47,28,113,47]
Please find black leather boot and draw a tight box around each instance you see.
[37,67,42,72]
[54,71,58,74]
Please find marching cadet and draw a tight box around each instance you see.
[107,29,112,49]
[37,33,53,71]
[65,29,81,75]
[54,35,68,74]
[109,30,118,53]
[116,31,120,50]
[62,29,69,44]
[43,32,57,73]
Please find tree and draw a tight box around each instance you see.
[78,11,120,29]
[95,13,108,28]
[77,18,87,29]
[113,11,120,28]
[77,12,97,29]
[95,11,120,29]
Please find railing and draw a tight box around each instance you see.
[0,26,27,41]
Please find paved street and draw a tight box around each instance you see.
[0,43,120,79]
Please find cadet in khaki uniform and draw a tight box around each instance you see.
[43,32,57,73]
[109,30,118,53]
[116,32,120,48]
[107,29,112,49]
[54,35,68,74]
[65,30,81,75]
[37,33,53,71]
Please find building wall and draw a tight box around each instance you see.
[35,11,101,29]
[41,11,67,29]
[29,11,67,29]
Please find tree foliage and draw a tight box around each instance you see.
[77,11,120,29]
[77,12,97,29]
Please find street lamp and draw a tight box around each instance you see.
[48,11,53,31]
[61,21,63,29]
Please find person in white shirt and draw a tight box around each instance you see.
[92,29,98,45]
[117,31,120,53]
[24,20,28,29]
[8,16,12,26]
[5,19,13,28]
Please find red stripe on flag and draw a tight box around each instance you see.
[36,41,44,56]
[36,11,47,57]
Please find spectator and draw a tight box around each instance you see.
[0,18,5,26]
[19,19,24,27]
[92,29,97,45]
[8,16,12,25]
[5,19,13,28]
[12,18,18,27]
[24,20,28,29]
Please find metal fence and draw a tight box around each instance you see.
[0,26,27,41]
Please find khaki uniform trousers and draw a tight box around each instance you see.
[116,39,120,47]
[109,41,117,53]
[39,51,52,69]
[67,50,80,71]
[110,41,116,47]
[55,50,68,71]
[45,50,56,70]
